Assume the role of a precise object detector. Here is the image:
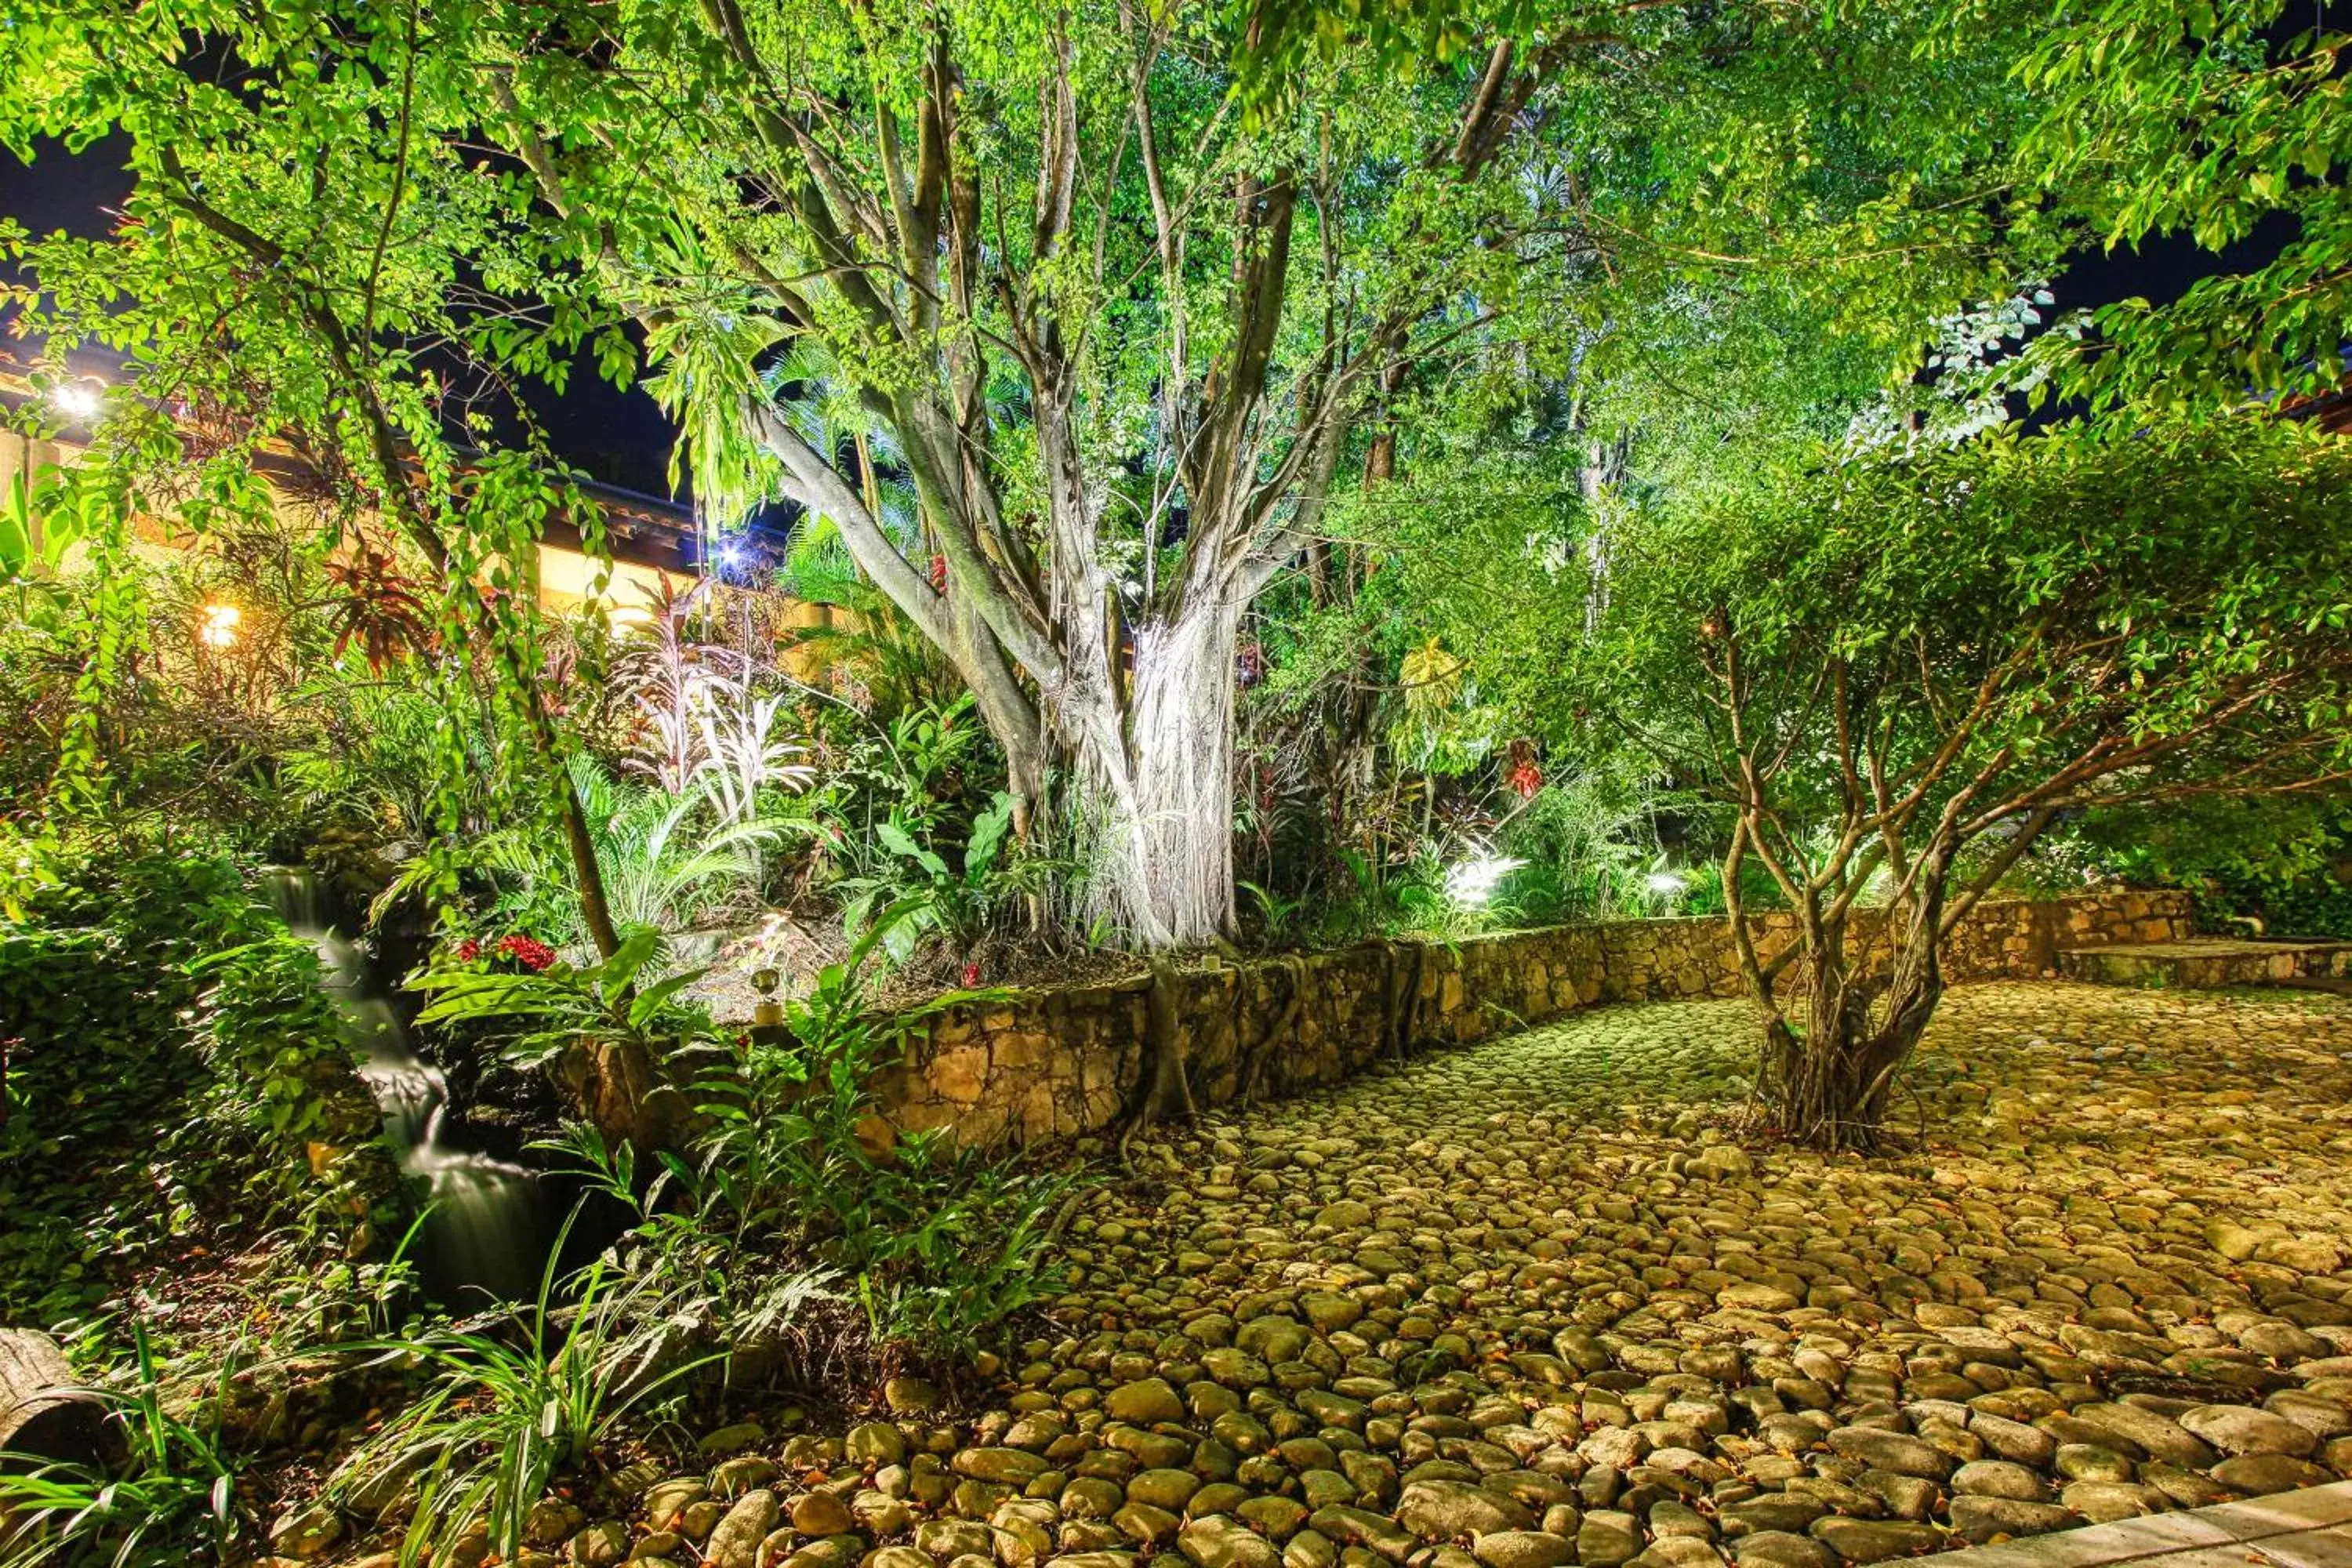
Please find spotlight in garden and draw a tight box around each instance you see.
[1646,871,1687,896]
[751,966,784,1029]
[198,603,241,648]
[1445,855,1524,908]
[49,377,104,420]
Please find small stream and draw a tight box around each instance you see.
[263,869,550,1302]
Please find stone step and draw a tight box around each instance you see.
[1935,1478,2352,1568]
[2060,938,2352,989]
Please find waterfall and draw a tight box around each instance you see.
[261,869,548,1302]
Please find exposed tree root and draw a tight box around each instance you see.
[1378,941,1407,1066]
[1240,953,1308,1109]
[1384,940,1428,1065]
[1118,955,1190,1170]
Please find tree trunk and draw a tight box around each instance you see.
[945,591,1051,839]
[557,1038,691,1157]
[1768,869,1948,1152]
[0,1330,104,1469]
[1079,598,1241,949]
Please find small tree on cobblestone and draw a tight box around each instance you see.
[1580,418,2352,1152]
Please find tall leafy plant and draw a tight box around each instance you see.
[533,916,1078,1364]
[685,916,1078,1355]
[837,791,1051,964]
[330,1236,709,1568]
[412,926,701,1071]
[0,1330,245,1568]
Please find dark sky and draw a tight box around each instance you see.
[2,136,680,497]
[1,131,2279,489]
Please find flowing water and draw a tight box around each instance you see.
[262,869,548,1302]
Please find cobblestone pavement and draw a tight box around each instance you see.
[395,982,2352,1568]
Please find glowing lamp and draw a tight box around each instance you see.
[198,603,241,648]
[1646,872,1687,895]
[1444,855,1524,908]
[751,966,784,1029]
[49,378,104,420]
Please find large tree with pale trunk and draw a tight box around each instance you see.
[474,0,1625,946]
[470,0,2032,947]
[5,0,2050,949]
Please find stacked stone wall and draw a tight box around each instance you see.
[865,891,2191,1146]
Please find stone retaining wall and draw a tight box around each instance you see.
[2060,937,2352,989]
[871,890,2191,1148]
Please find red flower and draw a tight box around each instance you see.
[495,934,557,972]
[960,961,982,987]
[928,554,949,593]
[454,938,481,963]
[1505,739,1543,801]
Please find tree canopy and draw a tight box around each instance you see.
[4,0,2093,947]
[1425,415,2352,1144]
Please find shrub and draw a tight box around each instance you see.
[686,926,1078,1356]
[0,843,387,1328]
[508,918,1080,1370]
[835,790,1058,964]
[2058,791,2352,940]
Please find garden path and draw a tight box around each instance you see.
[400,982,2352,1568]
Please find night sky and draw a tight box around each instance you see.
[2,135,681,497]
[1,131,2275,495]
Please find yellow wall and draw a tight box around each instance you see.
[535,542,683,626]
[5,429,747,633]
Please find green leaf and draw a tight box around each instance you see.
[628,967,707,1030]
[965,791,1016,877]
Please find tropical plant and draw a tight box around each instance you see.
[688,667,813,831]
[698,918,1078,1353]
[429,759,789,949]
[329,1233,710,1568]
[773,539,959,720]
[1488,773,1697,925]
[539,1123,840,1379]
[617,575,728,797]
[540,916,1079,1362]
[837,792,1050,965]
[318,533,436,673]
[859,697,985,819]
[576,766,786,938]
[283,681,483,844]
[1239,880,1312,948]
[412,926,705,1073]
